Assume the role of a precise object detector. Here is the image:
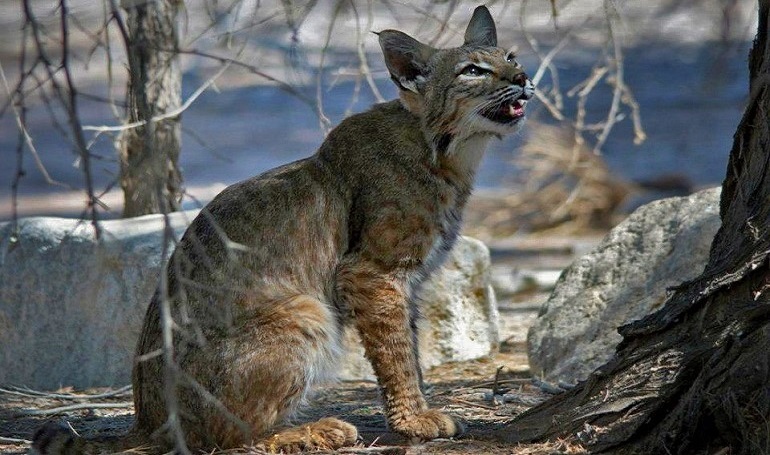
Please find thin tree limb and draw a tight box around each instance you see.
[17,402,133,416]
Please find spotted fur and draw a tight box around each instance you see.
[32,6,533,454]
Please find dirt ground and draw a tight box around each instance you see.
[0,355,582,455]
[0,306,585,455]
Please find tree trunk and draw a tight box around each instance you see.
[498,2,770,454]
[119,0,182,217]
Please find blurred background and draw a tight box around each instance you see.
[0,0,758,238]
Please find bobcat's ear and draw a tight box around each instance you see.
[464,6,497,47]
[378,30,435,93]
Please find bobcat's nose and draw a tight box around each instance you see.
[510,71,528,87]
[520,78,535,100]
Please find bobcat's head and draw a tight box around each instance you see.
[379,6,534,154]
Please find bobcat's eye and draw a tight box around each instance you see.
[506,53,522,68]
[461,64,490,77]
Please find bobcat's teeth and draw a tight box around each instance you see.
[509,100,526,118]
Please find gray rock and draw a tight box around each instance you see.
[0,212,498,389]
[527,187,722,384]
[0,212,195,390]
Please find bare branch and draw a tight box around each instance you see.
[0,437,33,445]
[82,62,231,133]
[176,48,317,107]
[314,0,344,133]
[17,402,133,416]
[0,385,132,400]
[157,208,191,455]
[59,0,101,237]
[592,0,624,154]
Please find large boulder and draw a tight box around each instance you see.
[527,187,722,384]
[0,211,498,389]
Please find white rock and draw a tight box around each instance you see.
[527,187,722,383]
[418,237,499,370]
[0,212,498,389]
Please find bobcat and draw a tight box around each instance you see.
[32,5,534,454]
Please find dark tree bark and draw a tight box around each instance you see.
[119,0,183,217]
[498,2,770,454]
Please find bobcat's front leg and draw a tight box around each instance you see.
[336,260,463,441]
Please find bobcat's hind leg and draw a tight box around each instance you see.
[184,294,356,451]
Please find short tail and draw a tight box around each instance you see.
[30,421,152,455]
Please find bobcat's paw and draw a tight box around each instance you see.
[390,409,465,442]
[260,417,359,453]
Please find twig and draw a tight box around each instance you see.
[483,392,547,407]
[431,377,531,397]
[473,378,531,388]
[0,437,32,445]
[174,48,316,108]
[355,1,385,108]
[337,447,407,454]
[82,63,231,133]
[101,0,123,122]
[0,58,73,191]
[3,29,26,246]
[519,0,565,114]
[313,0,343,134]
[530,26,577,88]
[492,365,505,397]
[17,402,133,416]
[388,0,463,47]
[157,206,191,455]
[447,397,498,411]
[0,385,132,400]
[427,0,458,48]
[593,0,623,154]
[59,0,102,239]
[570,65,609,148]
[532,378,567,395]
[19,0,104,236]
[534,90,565,121]
[621,78,647,145]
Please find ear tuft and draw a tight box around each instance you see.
[464,6,497,47]
[378,30,435,92]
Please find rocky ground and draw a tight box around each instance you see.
[0,233,599,454]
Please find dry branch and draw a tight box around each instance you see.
[17,402,134,416]
[0,437,33,445]
[0,385,132,400]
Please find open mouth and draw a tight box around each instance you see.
[481,98,527,124]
